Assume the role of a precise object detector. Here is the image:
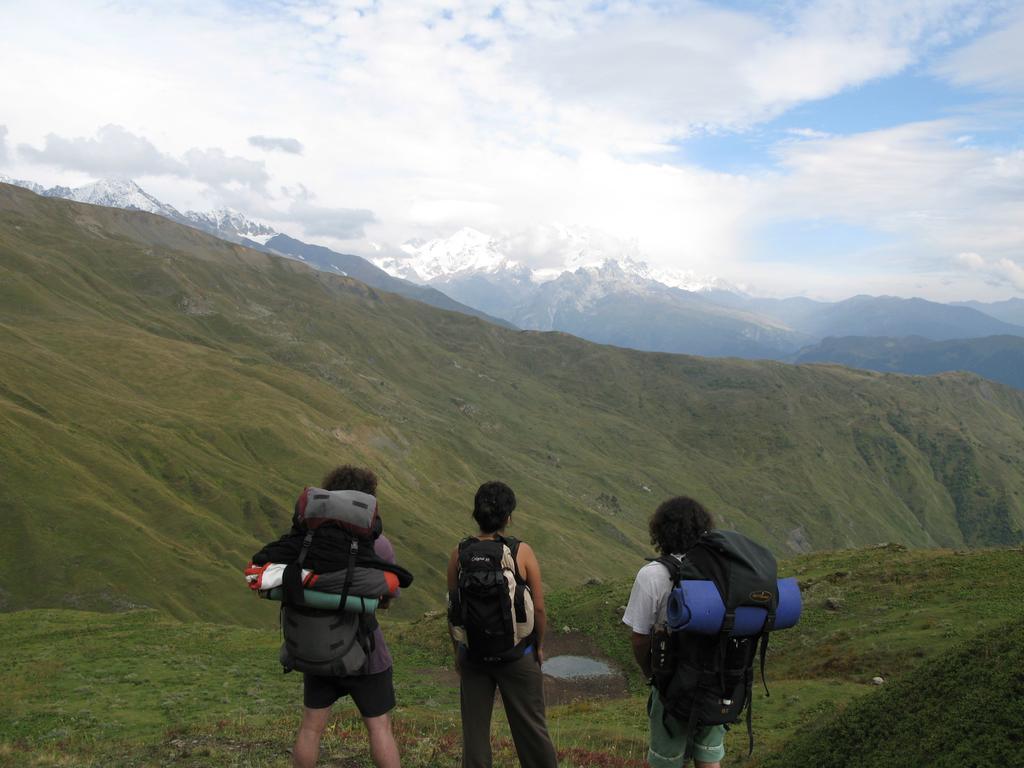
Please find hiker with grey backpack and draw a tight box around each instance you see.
[447,480,559,768]
[247,465,414,768]
[623,496,801,768]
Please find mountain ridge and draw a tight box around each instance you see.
[795,335,1024,390]
[264,233,513,327]
[4,174,1022,363]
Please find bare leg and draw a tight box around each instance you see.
[364,712,401,768]
[695,762,721,768]
[293,706,332,768]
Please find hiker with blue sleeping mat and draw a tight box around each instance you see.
[623,496,800,768]
[447,480,559,768]
[247,464,414,768]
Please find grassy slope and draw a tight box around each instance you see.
[2,182,1024,625]
[541,546,1024,766]
[549,546,1024,684]
[759,616,1024,768]
[3,547,1022,767]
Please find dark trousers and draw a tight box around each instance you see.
[459,651,558,768]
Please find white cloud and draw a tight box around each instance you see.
[957,251,1024,290]
[956,251,986,269]
[934,6,1024,92]
[0,125,7,165]
[288,193,376,240]
[248,136,304,154]
[0,1,1019,299]
[516,0,988,137]
[17,125,269,189]
[182,147,268,188]
[764,119,1024,255]
[18,124,184,178]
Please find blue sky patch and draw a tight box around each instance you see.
[749,219,895,268]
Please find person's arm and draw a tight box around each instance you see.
[631,632,652,679]
[622,565,659,681]
[375,535,398,608]
[517,542,546,665]
[250,531,301,566]
[446,546,462,672]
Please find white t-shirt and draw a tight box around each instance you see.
[622,555,682,635]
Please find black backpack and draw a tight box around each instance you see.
[279,488,382,676]
[448,536,535,662]
[650,530,778,754]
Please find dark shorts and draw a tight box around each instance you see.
[303,667,395,718]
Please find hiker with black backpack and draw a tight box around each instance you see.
[623,496,780,768]
[446,481,559,768]
[249,465,413,768]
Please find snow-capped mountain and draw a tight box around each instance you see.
[381,227,526,282]
[366,225,804,356]
[66,179,183,219]
[373,224,730,293]
[184,208,277,245]
[0,174,46,195]
[0,175,277,245]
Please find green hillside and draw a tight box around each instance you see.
[2,182,1024,624]
[759,615,1024,768]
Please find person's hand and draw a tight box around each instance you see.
[452,643,463,676]
[243,562,271,590]
[535,647,545,667]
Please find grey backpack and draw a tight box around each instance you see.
[280,605,375,676]
[278,487,381,676]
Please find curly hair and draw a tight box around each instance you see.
[321,464,378,495]
[649,496,714,555]
[473,480,517,534]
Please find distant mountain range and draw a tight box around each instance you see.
[953,298,1024,327]
[374,227,1024,359]
[3,173,1023,370]
[796,335,1024,390]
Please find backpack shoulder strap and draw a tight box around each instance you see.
[648,554,684,587]
[297,529,315,567]
[283,530,316,606]
[501,536,526,584]
[494,535,520,554]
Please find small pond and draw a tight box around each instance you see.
[542,655,615,680]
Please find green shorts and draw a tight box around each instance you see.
[647,686,726,767]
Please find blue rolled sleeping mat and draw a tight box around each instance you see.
[666,577,802,635]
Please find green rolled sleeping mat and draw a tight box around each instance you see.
[263,587,379,613]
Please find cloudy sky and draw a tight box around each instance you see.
[1,0,1022,300]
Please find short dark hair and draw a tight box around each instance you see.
[321,464,378,495]
[649,496,714,555]
[473,481,516,534]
